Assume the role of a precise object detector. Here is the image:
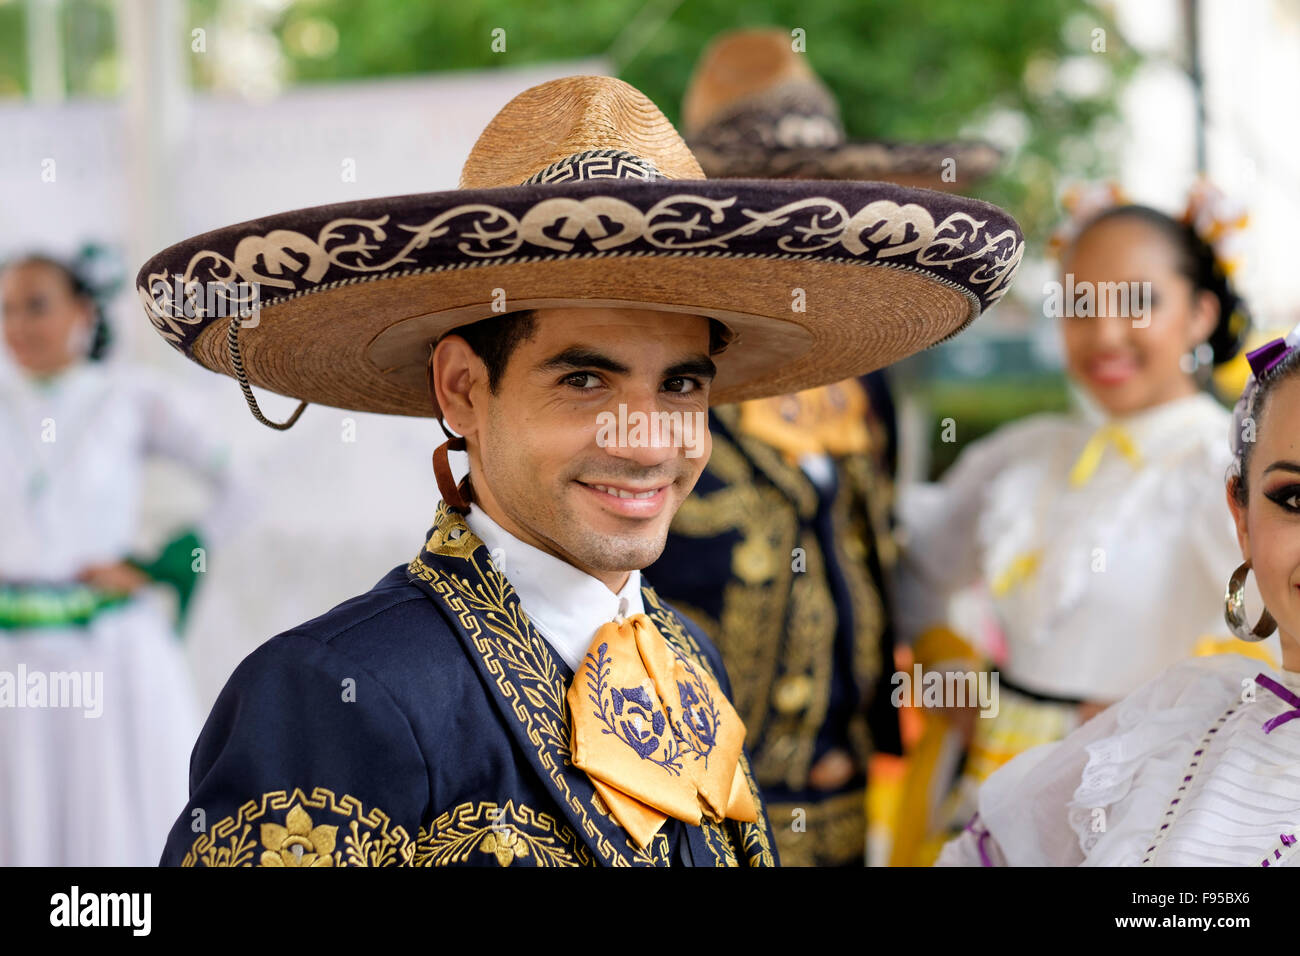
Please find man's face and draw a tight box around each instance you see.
[457,307,714,585]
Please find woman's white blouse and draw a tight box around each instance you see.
[897,392,1245,700]
[0,362,241,581]
[937,654,1300,867]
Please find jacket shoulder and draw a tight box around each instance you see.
[267,564,466,679]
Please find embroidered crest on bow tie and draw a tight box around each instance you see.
[567,612,757,847]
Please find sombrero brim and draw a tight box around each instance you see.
[136,177,1022,417]
[689,140,1003,188]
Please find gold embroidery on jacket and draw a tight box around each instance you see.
[669,438,799,748]
[182,787,415,867]
[414,800,595,867]
[643,587,777,868]
[664,407,894,806]
[409,539,636,867]
[768,788,868,867]
[753,527,835,790]
[835,454,888,770]
[409,503,776,867]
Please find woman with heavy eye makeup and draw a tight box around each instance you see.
[894,187,1265,857]
[937,325,1300,866]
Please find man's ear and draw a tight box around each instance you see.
[1226,478,1250,563]
[432,334,486,438]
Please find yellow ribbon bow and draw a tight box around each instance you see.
[1068,423,1143,488]
[567,612,757,848]
[990,550,1042,599]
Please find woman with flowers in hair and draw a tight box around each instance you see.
[0,249,242,866]
[893,183,1268,858]
[938,325,1300,865]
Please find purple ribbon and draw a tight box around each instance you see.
[1254,673,1300,734]
[964,814,995,867]
[1246,338,1293,379]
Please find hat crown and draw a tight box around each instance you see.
[682,29,845,149]
[459,75,705,188]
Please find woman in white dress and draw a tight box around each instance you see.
[0,252,239,866]
[938,323,1300,866]
[894,186,1261,847]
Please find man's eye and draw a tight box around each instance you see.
[564,372,602,390]
[663,377,701,394]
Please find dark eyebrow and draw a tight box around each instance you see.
[1263,460,1300,476]
[536,347,629,376]
[664,355,717,381]
[536,348,716,382]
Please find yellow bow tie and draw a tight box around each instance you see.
[1068,423,1143,488]
[737,380,872,463]
[567,612,758,848]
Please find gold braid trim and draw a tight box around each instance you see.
[408,546,639,867]
[409,502,773,866]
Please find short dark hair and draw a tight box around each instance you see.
[1075,205,1249,366]
[448,308,732,393]
[1231,346,1300,506]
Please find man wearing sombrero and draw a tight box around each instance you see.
[141,72,1021,867]
[645,28,1004,867]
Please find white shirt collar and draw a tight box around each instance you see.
[463,506,644,672]
[1074,389,1224,445]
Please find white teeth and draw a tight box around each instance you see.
[590,483,658,500]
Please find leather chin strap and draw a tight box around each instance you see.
[427,346,474,513]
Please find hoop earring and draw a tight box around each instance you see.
[1224,561,1276,642]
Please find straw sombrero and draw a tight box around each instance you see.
[683,29,1001,188]
[135,75,1023,426]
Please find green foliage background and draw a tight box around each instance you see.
[0,0,1138,247]
[255,0,1138,243]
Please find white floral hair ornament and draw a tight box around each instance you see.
[1229,322,1300,480]
[1047,178,1249,282]
[1046,181,1128,259]
[1181,178,1250,279]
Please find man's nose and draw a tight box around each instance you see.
[600,396,680,468]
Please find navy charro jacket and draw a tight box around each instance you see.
[645,374,902,866]
[160,502,777,867]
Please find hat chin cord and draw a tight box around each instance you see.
[227,318,472,510]
[227,315,308,430]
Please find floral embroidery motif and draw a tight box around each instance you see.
[585,641,683,771]
[415,801,594,867]
[260,805,336,867]
[671,654,722,769]
[182,787,415,868]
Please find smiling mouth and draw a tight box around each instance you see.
[579,481,667,500]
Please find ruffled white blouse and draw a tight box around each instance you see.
[936,653,1300,867]
[0,362,241,581]
[897,392,1250,700]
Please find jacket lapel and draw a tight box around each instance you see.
[642,583,779,867]
[405,503,671,867]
